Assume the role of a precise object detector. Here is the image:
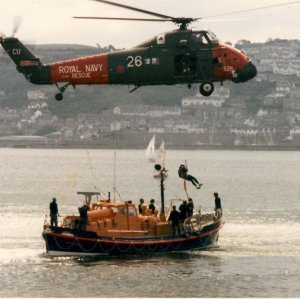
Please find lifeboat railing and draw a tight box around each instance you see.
[183,210,217,233]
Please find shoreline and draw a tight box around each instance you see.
[0,139,299,151]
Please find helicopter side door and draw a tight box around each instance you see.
[174,52,197,78]
[194,32,214,84]
[173,37,198,83]
[172,32,213,84]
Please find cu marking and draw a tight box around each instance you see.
[12,48,21,55]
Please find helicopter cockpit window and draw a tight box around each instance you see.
[194,33,209,45]
[205,30,219,45]
[193,30,219,46]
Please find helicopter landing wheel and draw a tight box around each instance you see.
[55,93,63,101]
[199,82,214,97]
[54,82,70,101]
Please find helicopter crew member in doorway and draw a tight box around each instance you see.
[178,164,202,189]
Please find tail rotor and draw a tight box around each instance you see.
[12,15,22,37]
[0,16,22,42]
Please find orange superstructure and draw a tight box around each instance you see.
[59,195,171,239]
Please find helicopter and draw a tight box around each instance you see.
[0,0,298,101]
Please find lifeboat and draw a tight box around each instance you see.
[42,166,224,256]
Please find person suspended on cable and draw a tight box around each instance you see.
[178,164,202,189]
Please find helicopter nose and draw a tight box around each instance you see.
[232,61,257,83]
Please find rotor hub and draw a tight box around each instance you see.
[173,18,195,30]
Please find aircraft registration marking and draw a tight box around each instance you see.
[223,65,234,72]
[12,48,21,55]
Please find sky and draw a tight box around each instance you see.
[0,0,300,48]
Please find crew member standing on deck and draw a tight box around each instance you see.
[187,198,194,217]
[214,192,222,219]
[138,198,144,214]
[148,199,156,214]
[168,205,181,235]
[78,202,90,231]
[179,200,188,230]
[49,198,59,228]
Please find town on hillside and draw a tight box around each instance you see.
[0,39,300,149]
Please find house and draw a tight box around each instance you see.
[27,90,47,100]
[113,105,181,117]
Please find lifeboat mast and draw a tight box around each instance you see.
[154,164,166,221]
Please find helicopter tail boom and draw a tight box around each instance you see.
[0,37,51,84]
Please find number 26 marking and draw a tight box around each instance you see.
[127,56,142,68]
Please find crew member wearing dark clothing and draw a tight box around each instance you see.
[78,203,90,231]
[168,205,181,235]
[149,199,155,214]
[179,200,188,229]
[178,164,202,189]
[187,198,194,217]
[214,192,222,218]
[49,198,59,228]
[138,198,144,214]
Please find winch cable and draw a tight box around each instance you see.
[84,137,105,198]
[112,150,123,202]
[184,160,190,199]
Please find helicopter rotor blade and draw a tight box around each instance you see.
[74,16,172,22]
[80,0,300,29]
[200,0,300,20]
[12,15,22,37]
[91,0,174,20]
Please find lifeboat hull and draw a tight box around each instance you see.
[42,219,224,256]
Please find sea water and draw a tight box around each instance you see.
[0,148,299,297]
